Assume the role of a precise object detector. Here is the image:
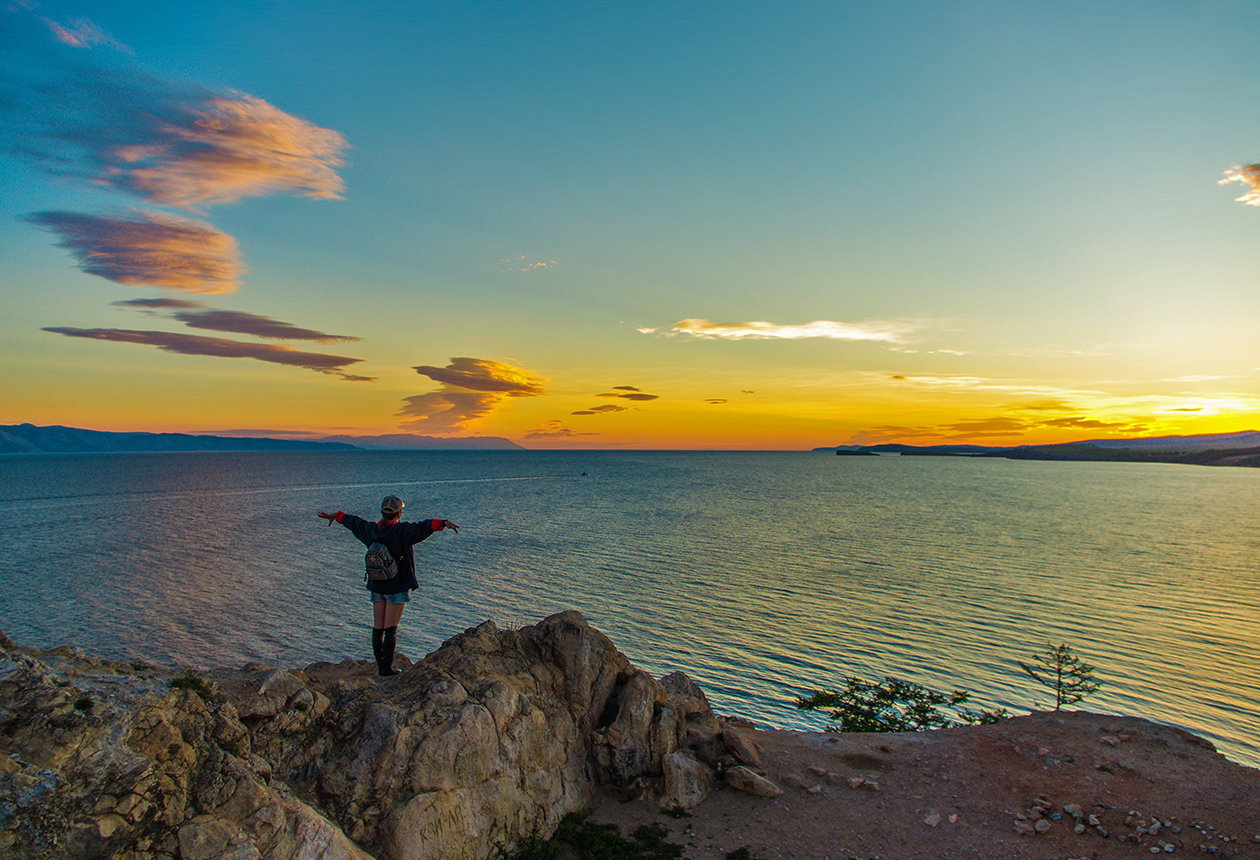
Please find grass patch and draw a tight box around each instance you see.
[497,813,684,860]
[171,671,211,701]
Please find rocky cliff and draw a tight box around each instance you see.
[0,611,750,860]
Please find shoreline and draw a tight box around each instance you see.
[3,617,1258,860]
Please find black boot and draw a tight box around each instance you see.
[378,625,401,677]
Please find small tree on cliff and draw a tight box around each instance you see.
[1018,642,1102,710]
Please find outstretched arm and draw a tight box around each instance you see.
[317,510,338,526]
[438,519,459,533]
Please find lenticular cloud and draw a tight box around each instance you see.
[23,210,243,293]
[400,358,550,432]
[112,93,348,209]
[1,54,348,210]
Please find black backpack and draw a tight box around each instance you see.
[364,541,398,582]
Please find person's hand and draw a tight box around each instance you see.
[317,510,335,525]
[443,520,459,533]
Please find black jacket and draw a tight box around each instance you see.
[335,513,448,593]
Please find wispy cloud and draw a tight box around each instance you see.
[499,256,557,272]
[42,327,372,379]
[111,299,359,342]
[0,34,348,210]
[1220,164,1260,205]
[659,319,915,342]
[595,385,660,402]
[24,211,243,292]
[401,358,548,433]
[40,15,132,52]
[524,421,598,440]
[572,404,627,416]
[849,411,1149,445]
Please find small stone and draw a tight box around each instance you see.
[1088,814,1101,826]
[807,765,827,777]
[861,779,880,792]
[1014,820,1037,837]
[1150,847,1162,855]
[1101,735,1121,746]
[923,810,941,827]
[1064,804,1084,817]
[1035,819,1051,833]
[807,785,823,795]
[847,777,865,789]
[724,765,783,798]
[948,814,957,824]
[1075,823,1086,834]
[1097,827,1110,838]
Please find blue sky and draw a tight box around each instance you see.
[4,0,1260,447]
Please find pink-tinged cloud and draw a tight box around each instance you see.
[413,357,548,395]
[113,93,348,209]
[42,327,372,379]
[665,319,913,342]
[24,210,243,293]
[41,16,131,52]
[1220,164,1260,205]
[0,33,347,209]
[401,358,548,433]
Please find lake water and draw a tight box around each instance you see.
[1,450,1256,768]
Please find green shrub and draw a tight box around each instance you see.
[171,671,211,701]
[496,813,683,860]
[796,676,1007,732]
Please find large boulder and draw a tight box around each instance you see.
[0,611,732,860]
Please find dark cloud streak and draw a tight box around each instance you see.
[42,327,371,379]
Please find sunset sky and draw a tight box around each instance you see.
[4,1,1260,449]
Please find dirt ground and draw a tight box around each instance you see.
[587,711,1260,860]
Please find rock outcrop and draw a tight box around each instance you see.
[0,611,756,860]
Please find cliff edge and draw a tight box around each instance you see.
[1,613,1256,860]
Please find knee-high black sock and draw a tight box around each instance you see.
[371,627,384,665]
[379,625,401,677]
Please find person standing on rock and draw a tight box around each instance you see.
[317,496,458,677]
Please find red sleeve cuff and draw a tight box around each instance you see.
[432,519,445,530]
[335,511,345,523]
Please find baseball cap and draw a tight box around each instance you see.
[380,496,404,517]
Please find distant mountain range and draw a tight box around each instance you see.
[0,424,522,455]
[816,430,1260,468]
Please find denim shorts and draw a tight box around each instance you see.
[368,589,410,604]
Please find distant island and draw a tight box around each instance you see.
[816,430,1260,468]
[0,424,523,455]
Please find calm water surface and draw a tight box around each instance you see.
[1,450,1256,767]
